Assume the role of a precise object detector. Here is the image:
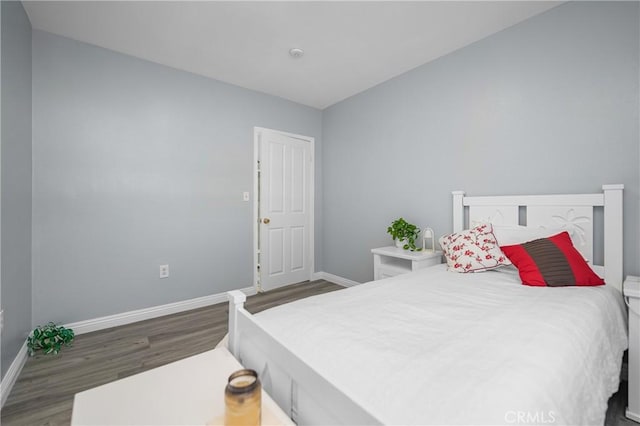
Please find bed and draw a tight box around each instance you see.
[227,185,628,425]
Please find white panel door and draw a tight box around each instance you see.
[258,129,312,291]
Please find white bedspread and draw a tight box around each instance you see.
[255,265,628,425]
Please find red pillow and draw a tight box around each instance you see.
[500,231,604,287]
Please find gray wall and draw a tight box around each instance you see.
[12,0,640,352]
[0,0,3,379]
[32,31,322,325]
[322,1,639,283]
[1,1,32,379]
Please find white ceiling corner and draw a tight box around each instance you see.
[22,1,562,109]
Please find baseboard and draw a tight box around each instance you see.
[65,285,258,336]
[625,408,640,423]
[0,341,28,408]
[312,271,361,288]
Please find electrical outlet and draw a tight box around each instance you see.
[243,192,250,202]
[159,264,169,279]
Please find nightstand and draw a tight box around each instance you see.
[371,246,442,280]
[625,276,640,423]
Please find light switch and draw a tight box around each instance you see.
[243,192,250,202]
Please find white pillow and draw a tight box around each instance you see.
[492,225,564,246]
[438,223,510,273]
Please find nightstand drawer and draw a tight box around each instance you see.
[625,276,640,423]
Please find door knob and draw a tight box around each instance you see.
[262,218,271,224]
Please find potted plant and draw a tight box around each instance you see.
[387,218,422,251]
[27,322,75,356]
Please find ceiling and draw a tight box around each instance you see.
[23,1,561,109]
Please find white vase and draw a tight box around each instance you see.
[395,239,406,249]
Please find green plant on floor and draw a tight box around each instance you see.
[387,218,422,251]
[27,322,75,356]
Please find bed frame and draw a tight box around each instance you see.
[453,184,624,293]
[227,184,624,424]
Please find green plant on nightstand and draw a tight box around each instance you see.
[27,322,75,356]
[387,218,422,251]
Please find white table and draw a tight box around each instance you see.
[71,347,294,426]
[371,246,442,280]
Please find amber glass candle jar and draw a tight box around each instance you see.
[224,369,261,426]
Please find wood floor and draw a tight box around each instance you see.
[1,280,342,426]
[1,279,633,426]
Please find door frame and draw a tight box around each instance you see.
[253,127,315,292]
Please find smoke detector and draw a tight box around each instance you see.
[289,48,304,58]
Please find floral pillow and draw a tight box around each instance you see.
[439,223,510,273]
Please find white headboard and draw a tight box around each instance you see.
[452,184,624,293]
